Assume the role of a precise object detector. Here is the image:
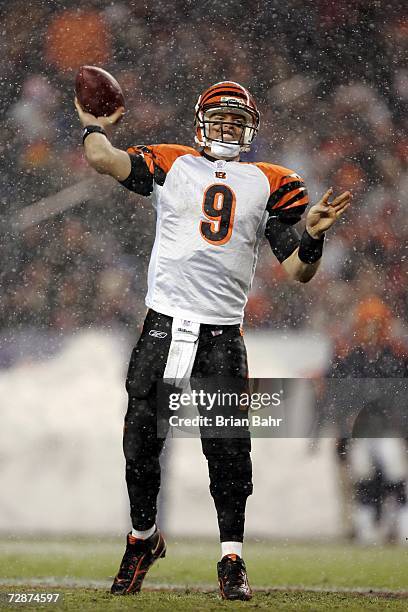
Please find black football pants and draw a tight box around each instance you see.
[123,309,252,542]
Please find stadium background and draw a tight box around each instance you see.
[0,0,407,596]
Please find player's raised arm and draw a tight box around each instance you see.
[281,188,352,282]
[74,98,130,180]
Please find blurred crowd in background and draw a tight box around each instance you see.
[0,0,407,370]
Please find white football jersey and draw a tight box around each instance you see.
[123,144,308,325]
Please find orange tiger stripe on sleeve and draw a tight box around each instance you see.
[126,144,199,175]
[254,162,309,213]
[126,145,154,173]
[273,182,309,210]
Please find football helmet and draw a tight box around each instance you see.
[194,81,260,155]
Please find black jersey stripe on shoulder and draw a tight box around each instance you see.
[266,181,306,212]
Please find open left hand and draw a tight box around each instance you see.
[306,188,352,239]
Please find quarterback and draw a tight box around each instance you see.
[75,81,350,601]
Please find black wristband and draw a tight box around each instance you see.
[82,125,107,144]
[298,228,324,263]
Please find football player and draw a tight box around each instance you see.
[75,81,351,601]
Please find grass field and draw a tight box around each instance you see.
[0,537,407,610]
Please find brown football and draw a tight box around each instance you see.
[75,66,125,118]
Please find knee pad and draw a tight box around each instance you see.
[208,451,253,500]
[123,396,163,461]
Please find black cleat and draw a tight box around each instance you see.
[110,529,166,595]
[217,553,252,601]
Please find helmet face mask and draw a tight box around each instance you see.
[202,107,256,148]
[195,82,260,153]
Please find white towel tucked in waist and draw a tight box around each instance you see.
[163,317,200,385]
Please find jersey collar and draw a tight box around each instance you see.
[200,150,240,163]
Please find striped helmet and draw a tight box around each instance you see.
[194,81,260,152]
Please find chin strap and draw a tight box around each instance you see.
[210,141,241,159]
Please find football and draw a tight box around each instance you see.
[75,66,125,118]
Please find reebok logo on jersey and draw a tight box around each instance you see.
[149,330,168,338]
